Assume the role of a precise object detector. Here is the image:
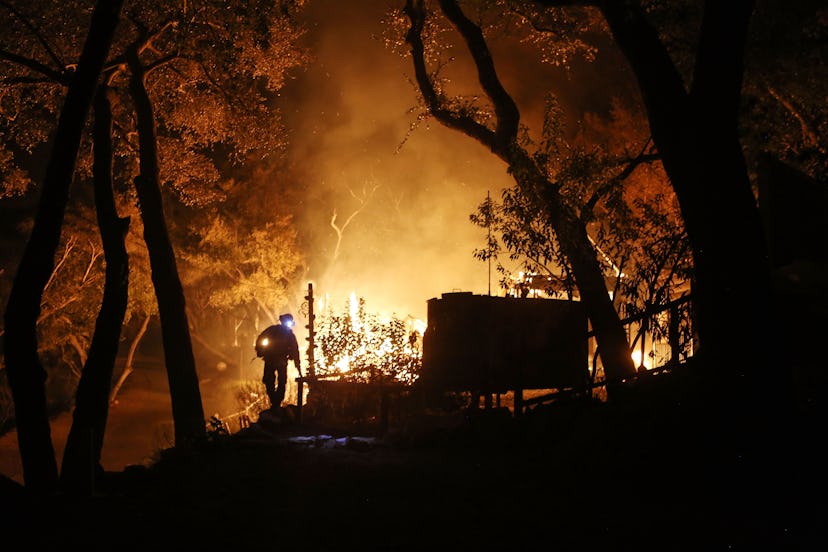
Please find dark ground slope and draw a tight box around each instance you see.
[1,372,824,551]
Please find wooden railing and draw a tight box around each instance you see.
[588,294,694,379]
[518,294,695,411]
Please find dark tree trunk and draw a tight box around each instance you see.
[60,86,130,495]
[2,0,124,493]
[599,1,777,401]
[516,153,637,384]
[127,49,206,445]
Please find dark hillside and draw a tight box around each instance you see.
[1,366,822,551]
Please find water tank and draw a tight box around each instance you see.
[421,292,589,393]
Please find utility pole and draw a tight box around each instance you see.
[487,190,492,296]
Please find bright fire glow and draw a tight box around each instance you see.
[507,271,561,299]
[631,349,652,370]
[348,292,361,333]
[313,291,424,384]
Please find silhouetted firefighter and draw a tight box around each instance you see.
[256,313,302,410]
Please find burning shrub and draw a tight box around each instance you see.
[314,294,422,385]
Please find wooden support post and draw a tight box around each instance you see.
[296,377,304,423]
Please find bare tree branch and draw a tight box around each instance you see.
[403,0,498,150]
[437,0,520,146]
[145,53,181,75]
[0,0,65,70]
[0,48,69,85]
[329,182,379,263]
[109,315,151,404]
[44,236,76,293]
[581,138,659,221]
[81,241,103,284]
[766,84,824,153]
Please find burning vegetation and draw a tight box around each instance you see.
[313,293,424,385]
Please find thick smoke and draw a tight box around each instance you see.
[280,0,518,322]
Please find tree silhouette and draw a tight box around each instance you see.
[1,0,310,488]
[3,0,125,494]
[60,85,130,494]
[525,0,785,408]
[126,31,206,446]
[402,0,636,386]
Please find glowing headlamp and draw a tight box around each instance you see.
[260,337,269,347]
